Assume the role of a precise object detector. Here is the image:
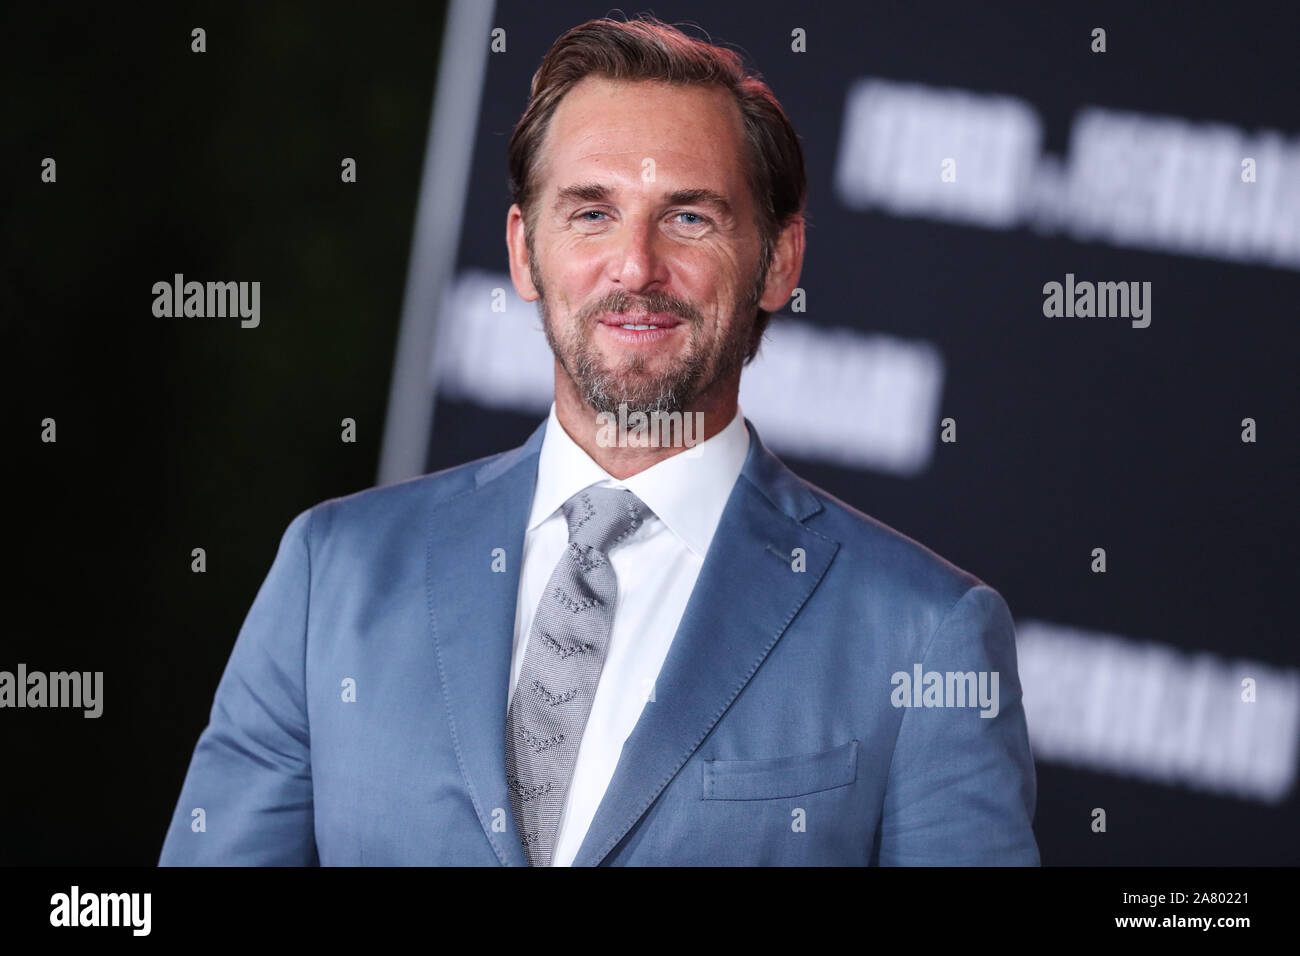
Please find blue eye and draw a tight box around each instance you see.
[574,210,708,225]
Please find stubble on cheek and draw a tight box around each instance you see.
[527,233,759,415]
[539,288,714,415]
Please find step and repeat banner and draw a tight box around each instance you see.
[407,1,1300,864]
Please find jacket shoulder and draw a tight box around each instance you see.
[294,444,531,543]
[802,480,988,611]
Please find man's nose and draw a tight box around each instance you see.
[610,217,667,291]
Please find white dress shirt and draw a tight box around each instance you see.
[507,401,751,866]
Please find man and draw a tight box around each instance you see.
[160,15,1039,866]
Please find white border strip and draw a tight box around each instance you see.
[378,0,497,486]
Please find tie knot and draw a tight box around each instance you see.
[562,486,645,553]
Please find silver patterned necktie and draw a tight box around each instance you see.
[505,484,646,866]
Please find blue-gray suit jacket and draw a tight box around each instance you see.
[159,418,1039,865]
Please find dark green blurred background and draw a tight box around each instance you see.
[4,2,448,863]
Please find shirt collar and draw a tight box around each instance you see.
[527,402,751,558]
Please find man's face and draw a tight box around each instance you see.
[513,76,767,415]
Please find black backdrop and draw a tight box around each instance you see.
[425,0,1300,866]
[4,1,1298,866]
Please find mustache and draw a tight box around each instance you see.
[576,290,701,325]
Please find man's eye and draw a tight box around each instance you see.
[574,210,708,225]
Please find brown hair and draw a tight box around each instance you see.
[508,14,807,362]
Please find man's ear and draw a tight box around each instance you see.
[757,215,806,313]
[506,204,540,302]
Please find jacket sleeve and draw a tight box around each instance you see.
[159,508,319,865]
[876,584,1040,865]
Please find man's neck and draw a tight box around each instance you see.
[552,365,740,480]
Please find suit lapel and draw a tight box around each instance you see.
[426,422,545,867]
[572,421,841,866]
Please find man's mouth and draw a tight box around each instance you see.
[594,313,684,346]
[597,313,683,331]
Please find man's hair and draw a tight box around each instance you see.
[508,14,807,363]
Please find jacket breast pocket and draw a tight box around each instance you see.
[701,739,859,800]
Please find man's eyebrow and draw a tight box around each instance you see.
[553,182,612,208]
[663,188,733,215]
[552,182,734,215]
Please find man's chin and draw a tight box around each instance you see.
[584,393,687,417]
[580,377,698,416]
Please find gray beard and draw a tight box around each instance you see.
[563,332,710,415]
[542,307,755,416]
[531,253,762,417]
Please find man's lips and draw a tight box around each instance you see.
[596,313,684,346]
[596,313,683,330]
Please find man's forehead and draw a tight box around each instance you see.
[541,76,746,189]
